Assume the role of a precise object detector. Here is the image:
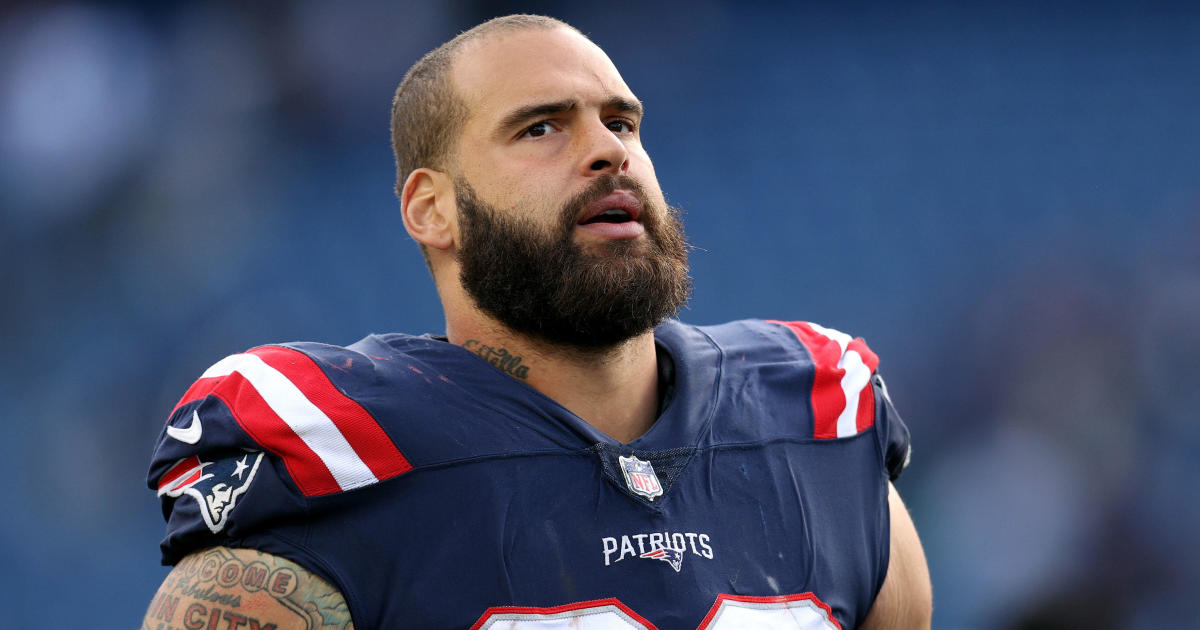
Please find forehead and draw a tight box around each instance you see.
[451,27,636,131]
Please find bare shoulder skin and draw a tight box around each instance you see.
[142,547,353,630]
[860,482,933,630]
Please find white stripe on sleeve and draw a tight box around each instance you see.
[202,353,377,490]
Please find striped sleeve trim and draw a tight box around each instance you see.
[171,345,412,497]
[769,320,880,439]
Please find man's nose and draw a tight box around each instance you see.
[578,119,629,177]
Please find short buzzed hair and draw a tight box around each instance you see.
[390,14,580,196]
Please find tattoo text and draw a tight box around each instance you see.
[463,339,530,379]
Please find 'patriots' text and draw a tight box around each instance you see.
[602,531,713,566]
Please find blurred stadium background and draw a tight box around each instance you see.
[2,1,1198,627]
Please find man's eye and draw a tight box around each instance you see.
[522,122,555,138]
[607,119,635,133]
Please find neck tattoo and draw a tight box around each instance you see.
[463,339,530,379]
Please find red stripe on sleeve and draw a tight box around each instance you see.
[248,346,412,484]
[168,345,413,497]
[172,376,223,414]
[848,338,879,434]
[770,321,848,439]
[181,370,344,496]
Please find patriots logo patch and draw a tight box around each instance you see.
[157,451,264,533]
[640,544,684,572]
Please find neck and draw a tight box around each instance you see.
[448,317,661,444]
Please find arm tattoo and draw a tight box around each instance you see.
[462,339,530,379]
[143,547,354,630]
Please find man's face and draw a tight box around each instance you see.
[449,26,667,237]
[447,27,691,349]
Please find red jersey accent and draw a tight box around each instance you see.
[470,597,659,630]
[769,321,878,439]
[847,338,879,434]
[249,346,412,485]
[697,593,842,629]
[157,456,205,492]
[170,346,411,496]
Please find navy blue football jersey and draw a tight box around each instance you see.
[149,319,910,629]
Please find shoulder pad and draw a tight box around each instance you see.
[162,344,412,498]
[767,320,881,439]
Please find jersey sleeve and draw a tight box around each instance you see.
[146,344,413,565]
[768,320,912,481]
[873,372,911,481]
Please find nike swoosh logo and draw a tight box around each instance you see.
[167,410,203,444]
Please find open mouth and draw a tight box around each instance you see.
[574,190,646,239]
[580,208,635,225]
[578,190,643,224]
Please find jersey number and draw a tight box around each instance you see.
[471,593,842,630]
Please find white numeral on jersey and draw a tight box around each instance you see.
[471,593,841,630]
[699,594,841,630]
[472,598,652,630]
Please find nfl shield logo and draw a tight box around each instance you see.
[618,455,663,501]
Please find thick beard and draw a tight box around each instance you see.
[455,174,691,353]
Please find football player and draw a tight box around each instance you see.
[144,14,931,630]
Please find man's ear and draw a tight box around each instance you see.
[400,168,456,251]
